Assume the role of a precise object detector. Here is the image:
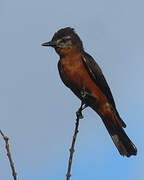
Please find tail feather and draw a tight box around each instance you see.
[100,109,137,157]
[111,129,137,157]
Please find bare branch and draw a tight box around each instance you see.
[66,102,85,180]
[0,130,17,180]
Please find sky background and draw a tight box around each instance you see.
[0,0,144,180]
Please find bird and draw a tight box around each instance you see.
[42,27,137,157]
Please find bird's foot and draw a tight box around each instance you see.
[76,109,84,119]
[76,90,90,119]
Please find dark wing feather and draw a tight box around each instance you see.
[81,52,126,128]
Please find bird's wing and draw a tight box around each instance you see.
[81,52,126,128]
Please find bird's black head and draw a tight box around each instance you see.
[42,27,84,56]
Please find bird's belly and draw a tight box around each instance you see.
[59,60,107,105]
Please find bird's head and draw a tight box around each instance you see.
[42,27,84,57]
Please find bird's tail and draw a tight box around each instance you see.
[99,106,137,157]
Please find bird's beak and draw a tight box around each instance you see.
[41,41,57,47]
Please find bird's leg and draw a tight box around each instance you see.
[81,82,95,105]
[78,80,97,118]
[76,99,84,119]
[76,99,88,119]
[76,81,89,119]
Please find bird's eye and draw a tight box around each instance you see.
[62,38,67,43]
[61,36,71,43]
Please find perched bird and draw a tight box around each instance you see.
[42,27,137,157]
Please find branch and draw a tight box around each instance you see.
[66,102,85,180]
[0,130,17,180]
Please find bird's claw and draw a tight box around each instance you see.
[76,110,84,119]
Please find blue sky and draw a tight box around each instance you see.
[0,0,144,180]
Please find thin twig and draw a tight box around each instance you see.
[66,102,84,180]
[0,130,17,180]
